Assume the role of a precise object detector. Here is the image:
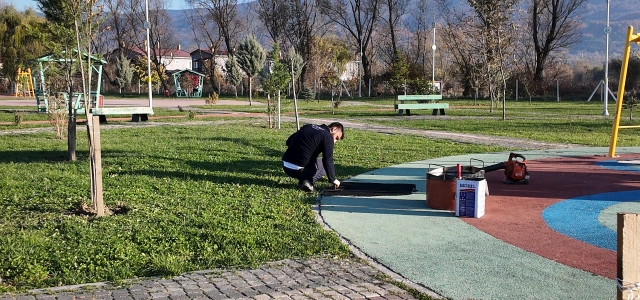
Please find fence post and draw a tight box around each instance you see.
[618,212,640,300]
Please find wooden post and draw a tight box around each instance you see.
[92,115,104,217]
[617,213,640,300]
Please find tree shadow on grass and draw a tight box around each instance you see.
[0,150,73,163]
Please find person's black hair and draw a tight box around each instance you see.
[328,122,344,140]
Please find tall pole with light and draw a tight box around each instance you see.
[603,0,611,116]
[145,0,153,107]
[432,22,436,84]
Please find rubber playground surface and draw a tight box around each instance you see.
[319,147,640,299]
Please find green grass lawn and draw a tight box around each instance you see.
[0,120,507,292]
[1,96,638,292]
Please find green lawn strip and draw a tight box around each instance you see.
[0,121,506,292]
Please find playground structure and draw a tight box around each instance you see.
[31,51,106,114]
[609,26,640,157]
[172,69,204,98]
[30,50,154,120]
[14,68,35,97]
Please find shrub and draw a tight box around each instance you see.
[300,87,315,101]
[46,95,68,139]
[205,92,218,105]
[13,112,22,125]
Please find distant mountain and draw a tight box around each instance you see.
[575,0,638,58]
[166,0,639,61]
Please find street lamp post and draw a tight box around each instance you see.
[603,0,611,116]
[145,0,153,108]
[432,22,436,84]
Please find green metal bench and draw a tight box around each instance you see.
[395,95,448,116]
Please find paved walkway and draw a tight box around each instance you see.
[0,258,419,300]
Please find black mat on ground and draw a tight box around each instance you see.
[321,182,417,196]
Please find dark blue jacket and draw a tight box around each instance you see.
[282,124,337,182]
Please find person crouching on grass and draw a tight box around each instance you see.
[282,122,344,192]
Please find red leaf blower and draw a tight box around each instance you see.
[483,153,530,184]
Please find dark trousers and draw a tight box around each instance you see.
[282,157,326,184]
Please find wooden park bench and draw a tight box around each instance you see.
[395,95,449,116]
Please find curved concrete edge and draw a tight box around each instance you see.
[318,147,640,299]
[312,203,445,299]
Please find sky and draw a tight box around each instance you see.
[5,0,192,12]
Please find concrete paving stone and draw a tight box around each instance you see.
[229,280,249,289]
[346,285,366,292]
[283,290,303,297]
[14,296,35,300]
[220,289,243,299]
[131,292,151,300]
[166,287,185,293]
[289,296,308,300]
[238,288,259,297]
[111,290,132,297]
[75,293,94,299]
[180,284,199,290]
[265,284,288,292]
[168,295,190,300]
[345,293,365,299]
[183,289,202,295]
[205,293,229,300]
[198,286,218,293]
[361,291,381,298]
[184,291,205,298]
[147,286,167,293]
[307,292,326,300]
[251,285,273,295]
[245,281,263,288]
[252,294,271,300]
[113,296,134,300]
[379,296,405,300]
[214,284,233,291]
[267,292,289,299]
[298,288,315,296]
[150,292,169,299]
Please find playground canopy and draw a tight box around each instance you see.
[172,69,205,98]
[30,50,154,117]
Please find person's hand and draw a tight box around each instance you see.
[333,179,341,189]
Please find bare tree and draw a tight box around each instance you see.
[531,0,586,82]
[256,0,289,45]
[284,1,328,90]
[466,0,518,118]
[407,0,434,77]
[187,0,243,56]
[378,0,409,69]
[185,7,224,92]
[318,0,381,92]
[440,9,484,98]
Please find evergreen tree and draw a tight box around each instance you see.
[389,50,409,95]
[225,56,243,97]
[235,35,266,106]
[115,52,133,95]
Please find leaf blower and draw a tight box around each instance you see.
[483,153,530,184]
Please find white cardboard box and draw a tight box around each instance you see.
[455,179,488,218]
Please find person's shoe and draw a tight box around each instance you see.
[300,180,315,192]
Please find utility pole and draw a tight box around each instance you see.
[432,22,436,84]
[603,0,611,116]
